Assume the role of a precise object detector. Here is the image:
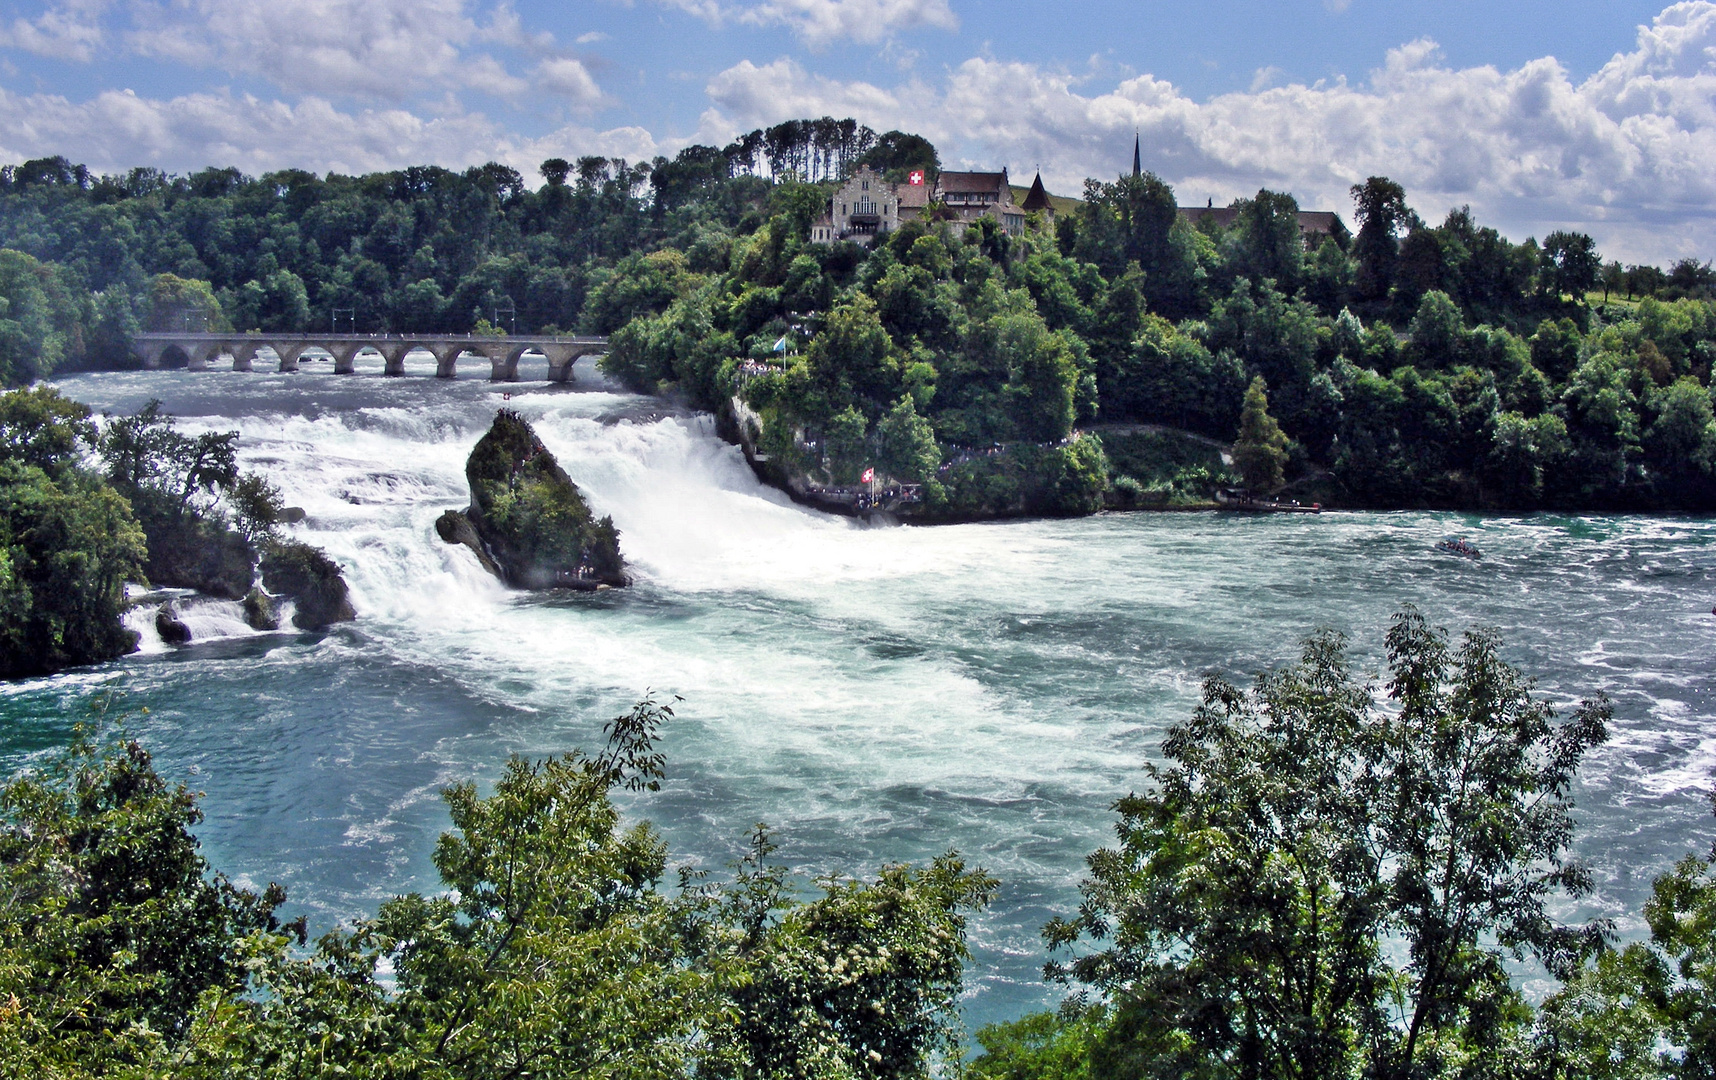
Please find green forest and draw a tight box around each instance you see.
[0,119,1713,513]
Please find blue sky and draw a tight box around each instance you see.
[0,0,1711,261]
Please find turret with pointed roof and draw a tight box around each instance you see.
[1022,171,1053,212]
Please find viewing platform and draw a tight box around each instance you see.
[131,332,609,382]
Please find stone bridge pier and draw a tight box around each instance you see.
[540,342,609,382]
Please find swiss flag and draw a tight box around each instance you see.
[908,170,924,186]
[860,467,875,484]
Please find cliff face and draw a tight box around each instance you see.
[440,410,627,590]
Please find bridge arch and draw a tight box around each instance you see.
[154,343,191,369]
[131,332,609,381]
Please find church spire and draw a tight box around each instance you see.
[1133,131,1141,177]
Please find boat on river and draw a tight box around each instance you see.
[1436,537,1482,559]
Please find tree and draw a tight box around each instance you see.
[1394,226,1447,309]
[1530,791,1716,1080]
[0,383,94,472]
[823,405,870,483]
[1042,610,1612,1080]
[0,461,147,675]
[0,387,146,676]
[1232,188,1305,293]
[1231,374,1289,491]
[1542,231,1602,301]
[1530,317,1583,383]
[857,129,939,181]
[1351,176,1411,302]
[1644,376,1716,494]
[97,400,254,598]
[1407,289,1467,369]
[1099,315,1246,438]
[807,292,899,414]
[140,697,992,1079]
[0,725,289,1071]
[231,267,311,332]
[144,273,230,333]
[876,395,940,482]
[0,248,78,384]
[226,471,286,547]
[98,400,240,519]
[1484,410,1571,507]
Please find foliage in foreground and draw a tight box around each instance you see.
[0,387,146,675]
[0,696,996,1079]
[978,608,1628,1080]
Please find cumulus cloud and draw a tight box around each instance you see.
[702,2,1716,261]
[656,0,956,47]
[533,56,603,105]
[124,0,478,97]
[0,84,654,177]
[706,57,907,120]
[0,0,109,62]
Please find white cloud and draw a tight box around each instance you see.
[533,56,603,105]
[125,0,467,96]
[122,0,567,101]
[1248,65,1285,92]
[0,0,110,62]
[706,57,906,123]
[701,2,1716,261]
[656,0,956,47]
[462,54,531,97]
[0,84,654,177]
[575,31,609,44]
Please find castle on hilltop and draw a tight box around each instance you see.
[810,165,1058,246]
[806,135,1342,248]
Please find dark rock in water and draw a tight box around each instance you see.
[155,601,192,645]
[242,587,281,631]
[279,506,307,524]
[435,509,505,578]
[139,512,255,599]
[260,541,356,629]
[441,409,628,590]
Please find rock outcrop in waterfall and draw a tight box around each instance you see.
[438,410,627,590]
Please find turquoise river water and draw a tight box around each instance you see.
[4,354,1715,1028]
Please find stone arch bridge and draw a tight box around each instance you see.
[133,332,609,382]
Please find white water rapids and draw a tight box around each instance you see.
[3,353,1714,1025]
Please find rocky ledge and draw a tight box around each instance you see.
[260,541,358,629]
[438,410,627,590]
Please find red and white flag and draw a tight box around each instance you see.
[908,170,924,186]
[860,467,875,484]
